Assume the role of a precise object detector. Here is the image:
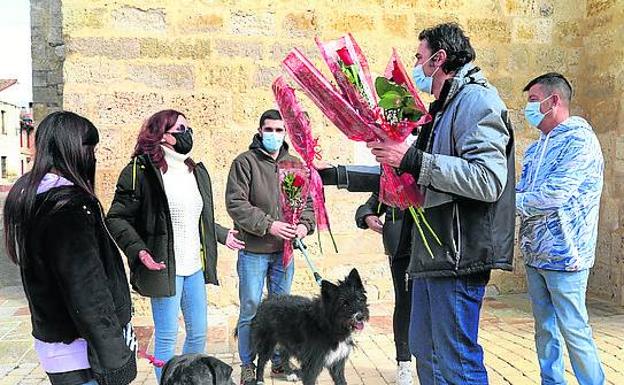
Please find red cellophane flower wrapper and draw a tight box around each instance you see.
[283,35,431,209]
[383,48,431,127]
[281,48,376,142]
[278,160,311,267]
[375,49,432,209]
[273,76,335,239]
[280,36,442,258]
[315,34,377,123]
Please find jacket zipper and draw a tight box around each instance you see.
[97,202,122,251]
[405,272,409,292]
[145,157,175,295]
[199,216,207,271]
[195,164,213,273]
[530,132,551,192]
[453,203,461,270]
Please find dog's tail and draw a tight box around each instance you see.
[233,316,257,340]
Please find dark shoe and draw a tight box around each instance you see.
[240,364,256,385]
[271,361,299,382]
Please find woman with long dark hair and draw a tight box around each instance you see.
[106,109,244,381]
[3,111,137,385]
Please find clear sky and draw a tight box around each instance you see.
[0,0,32,107]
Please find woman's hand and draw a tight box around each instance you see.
[225,230,246,250]
[365,215,384,234]
[138,250,166,270]
[313,160,333,170]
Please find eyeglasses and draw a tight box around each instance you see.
[169,125,193,134]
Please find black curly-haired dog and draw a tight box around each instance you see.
[251,268,369,385]
[160,354,235,385]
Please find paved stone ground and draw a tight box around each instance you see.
[0,285,622,385]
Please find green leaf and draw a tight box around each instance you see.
[375,77,407,98]
[402,95,416,107]
[379,92,402,109]
[375,77,393,96]
[403,109,424,122]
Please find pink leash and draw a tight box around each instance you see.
[138,348,166,368]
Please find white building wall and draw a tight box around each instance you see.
[0,101,24,182]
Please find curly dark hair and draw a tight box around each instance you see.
[418,22,476,73]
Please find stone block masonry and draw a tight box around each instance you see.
[30,0,624,306]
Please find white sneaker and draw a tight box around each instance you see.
[396,361,413,385]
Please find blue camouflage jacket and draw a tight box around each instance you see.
[516,116,603,271]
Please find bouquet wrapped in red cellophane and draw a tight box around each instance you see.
[374,48,431,209]
[280,34,441,258]
[273,76,337,253]
[282,34,431,209]
[278,160,311,267]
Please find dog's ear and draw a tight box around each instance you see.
[206,356,234,383]
[347,268,364,290]
[321,279,339,301]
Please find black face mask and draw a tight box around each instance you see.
[171,128,193,155]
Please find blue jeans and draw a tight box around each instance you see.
[151,270,207,382]
[237,250,294,365]
[82,381,98,385]
[526,266,605,385]
[409,273,489,385]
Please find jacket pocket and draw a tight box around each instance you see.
[144,235,167,263]
[456,199,494,271]
[408,203,457,274]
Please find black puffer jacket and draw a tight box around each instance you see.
[107,155,228,298]
[354,193,407,259]
[22,187,136,385]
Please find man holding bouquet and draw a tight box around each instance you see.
[226,109,315,385]
[369,23,515,385]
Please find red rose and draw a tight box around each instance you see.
[391,63,406,85]
[293,174,305,187]
[336,47,354,66]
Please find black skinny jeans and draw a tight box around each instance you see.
[389,255,412,362]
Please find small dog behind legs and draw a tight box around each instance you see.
[160,354,236,385]
[251,268,370,385]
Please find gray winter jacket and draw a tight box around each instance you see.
[399,63,516,277]
[418,63,509,207]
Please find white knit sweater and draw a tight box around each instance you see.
[161,146,204,276]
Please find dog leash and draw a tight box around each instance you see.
[295,238,324,286]
[138,347,165,368]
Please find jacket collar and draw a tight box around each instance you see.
[437,63,486,111]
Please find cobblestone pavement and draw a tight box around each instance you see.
[0,286,622,385]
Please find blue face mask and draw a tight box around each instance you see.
[412,51,442,94]
[524,95,554,128]
[262,132,284,153]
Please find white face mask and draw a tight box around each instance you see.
[412,50,442,94]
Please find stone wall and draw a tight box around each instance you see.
[578,0,624,305]
[30,0,624,333]
[31,0,64,120]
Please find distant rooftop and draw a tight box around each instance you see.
[0,79,17,92]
